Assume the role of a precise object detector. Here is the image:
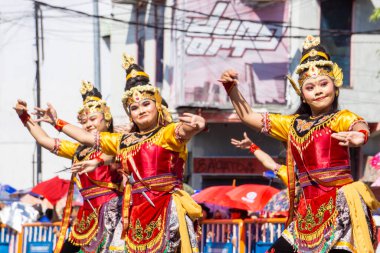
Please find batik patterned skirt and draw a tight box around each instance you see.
[282,188,375,253]
[79,196,125,253]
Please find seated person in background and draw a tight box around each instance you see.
[229,208,248,219]
[213,209,224,219]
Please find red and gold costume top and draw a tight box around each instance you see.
[99,122,187,181]
[54,139,123,246]
[262,110,366,250]
[263,109,364,195]
[98,122,191,253]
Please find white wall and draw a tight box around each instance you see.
[0,0,113,189]
[287,0,380,122]
[345,0,380,121]
[107,2,138,126]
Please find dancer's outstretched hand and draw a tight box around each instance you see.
[178,112,206,130]
[331,131,367,147]
[33,102,58,125]
[231,132,253,150]
[13,99,28,115]
[114,123,133,133]
[218,69,239,85]
[71,160,98,175]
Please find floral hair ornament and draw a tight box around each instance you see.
[121,53,172,125]
[287,35,344,96]
[371,152,380,170]
[77,80,112,122]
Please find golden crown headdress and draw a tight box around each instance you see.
[287,35,343,96]
[121,53,172,125]
[77,80,112,122]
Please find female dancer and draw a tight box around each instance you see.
[34,54,205,253]
[220,35,379,253]
[15,81,125,253]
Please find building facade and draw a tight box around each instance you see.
[105,0,380,189]
[1,0,380,189]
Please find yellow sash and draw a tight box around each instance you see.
[172,190,202,253]
[54,174,75,253]
[341,181,380,253]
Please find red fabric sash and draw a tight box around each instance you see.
[298,166,353,188]
[69,207,100,246]
[295,189,338,250]
[126,194,171,253]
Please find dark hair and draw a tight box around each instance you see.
[300,44,330,64]
[161,98,168,108]
[130,122,140,133]
[295,89,339,115]
[124,64,150,91]
[107,118,114,132]
[81,86,102,101]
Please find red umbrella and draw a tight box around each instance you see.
[31,176,70,205]
[192,185,233,204]
[226,184,280,211]
[192,185,250,210]
[226,184,280,212]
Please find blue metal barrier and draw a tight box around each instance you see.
[204,242,233,253]
[1,222,67,253]
[0,243,10,252]
[26,241,53,253]
[21,223,62,253]
[0,224,18,253]
[201,219,244,253]
[244,218,286,253]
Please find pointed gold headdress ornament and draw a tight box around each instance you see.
[121,53,172,125]
[287,35,343,96]
[77,80,112,122]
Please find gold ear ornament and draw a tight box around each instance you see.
[287,74,301,96]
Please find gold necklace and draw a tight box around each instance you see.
[138,124,160,135]
[309,113,328,120]
[309,115,322,120]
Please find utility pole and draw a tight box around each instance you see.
[93,0,101,90]
[34,1,42,184]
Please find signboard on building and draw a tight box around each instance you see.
[171,0,290,108]
[193,157,278,174]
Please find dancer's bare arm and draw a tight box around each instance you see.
[71,154,115,175]
[231,132,280,171]
[14,99,56,151]
[219,70,263,131]
[177,113,206,140]
[331,122,370,147]
[33,103,95,146]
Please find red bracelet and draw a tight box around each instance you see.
[54,119,68,132]
[95,157,105,167]
[249,143,260,154]
[358,129,369,144]
[222,81,236,95]
[19,110,31,126]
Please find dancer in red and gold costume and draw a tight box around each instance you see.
[220,35,380,253]
[39,54,205,253]
[15,81,125,253]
